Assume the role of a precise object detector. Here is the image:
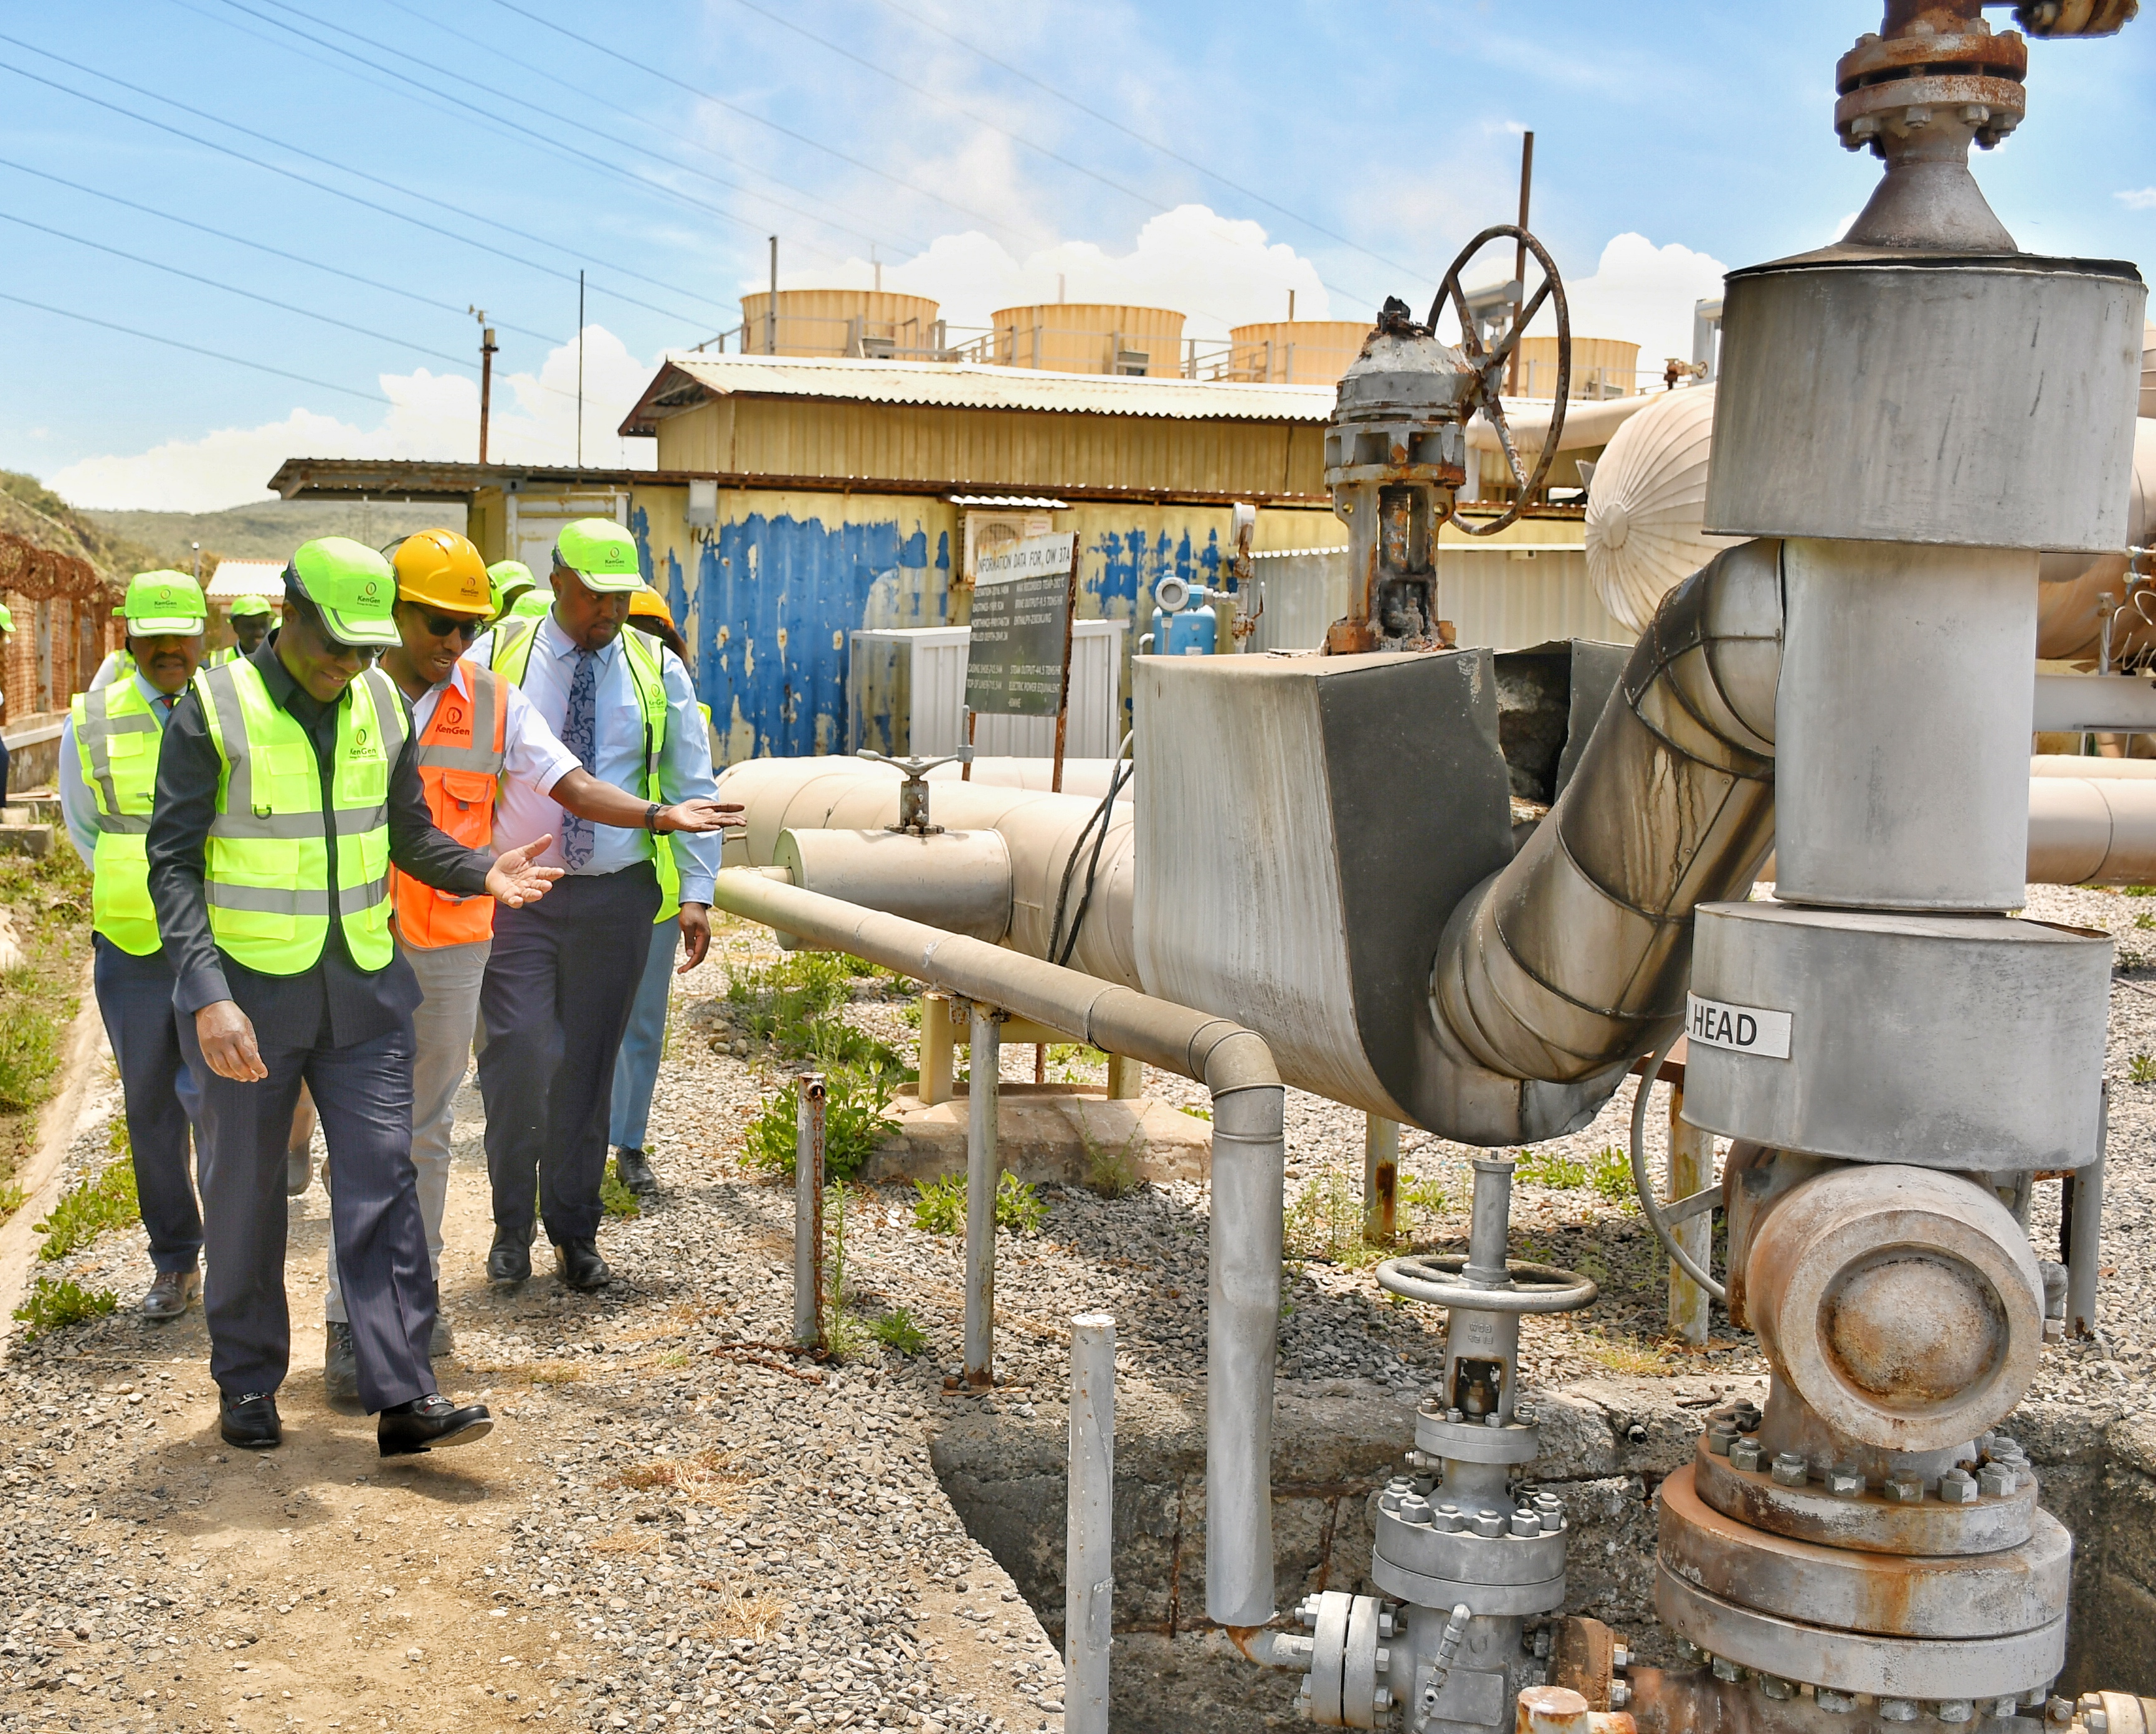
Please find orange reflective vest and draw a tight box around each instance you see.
[391,660,507,949]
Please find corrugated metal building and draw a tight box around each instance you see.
[268,351,1621,765]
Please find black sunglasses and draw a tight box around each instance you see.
[420,611,483,640]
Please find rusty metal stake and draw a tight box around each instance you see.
[794,1073,827,1350]
[965,1005,1004,1386]
[1668,1083,1711,1345]
[1364,1112,1398,1243]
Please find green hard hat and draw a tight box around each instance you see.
[227,594,274,618]
[554,519,642,592]
[284,537,399,648]
[121,570,207,636]
[488,559,536,605]
[509,589,552,620]
[0,600,12,635]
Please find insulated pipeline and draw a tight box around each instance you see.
[1432,538,1783,1083]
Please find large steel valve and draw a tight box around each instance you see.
[1428,224,1572,537]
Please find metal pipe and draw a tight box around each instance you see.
[793,1074,825,1350]
[1065,1312,1116,1734]
[965,1004,1002,1387]
[1433,538,1782,1084]
[706,868,1286,1625]
[2068,1084,2107,1338]
[1363,1114,1398,1243]
[1465,1157,1514,1284]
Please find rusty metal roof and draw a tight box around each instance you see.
[620,353,1337,436]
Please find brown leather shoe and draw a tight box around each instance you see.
[140,1269,199,1321]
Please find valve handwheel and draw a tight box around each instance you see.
[1427,224,1571,538]
[1375,1253,1597,1314]
[1628,1026,1729,1304]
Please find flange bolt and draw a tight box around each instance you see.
[1510,1510,1542,1537]
[1471,1509,1507,1538]
[1770,1452,1808,1487]
[1938,1469,1979,1505]
[1711,1657,1745,1684]
[1936,1702,1976,1724]
[1398,1495,1433,1527]
[1884,1472,1927,1504]
[1435,1503,1465,1533]
[1819,1692,1857,1715]
[1296,1595,1321,1630]
[1760,1677,1795,1702]
[1729,1438,1763,1472]
[1979,1462,2019,1497]
[1880,1702,1919,1723]
[1705,1423,1737,1456]
[1827,1465,1866,1498]
[1610,1682,1633,1710]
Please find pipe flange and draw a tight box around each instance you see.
[1413,1409,1542,1464]
[1659,1465,2069,1639]
[1744,1165,2044,1453]
[1377,1254,1598,1315]
[1693,1438,2037,1556]
[1834,72,2028,149]
[1655,1562,2066,1699]
[1836,22,2030,92]
[1370,1552,1565,1618]
[1373,1503,1567,1586]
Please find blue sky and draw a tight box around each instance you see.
[2,1,2150,508]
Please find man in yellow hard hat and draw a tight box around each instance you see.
[148,536,561,1454]
[472,518,721,1290]
[311,531,729,1400]
[206,595,274,666]
[60,572,211,1320]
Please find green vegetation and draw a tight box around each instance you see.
[909,1170,1047,1236]
[2131,1054,2156,1085]
[869,1308,928,1356]
[2135,912,2155,931]
[1399,1173,1449,1234]
[1081,1124,1144,1198]
[821,1182,869,1360]
[1511,1145,1638,1210]
[600,1169,643,1219]
[1513,1147,1588,1188]
[1177,1103,1210,1122]
[1284,1172,1385,1267]
[35,1155,140,1263]
[0,849,94,1200]
[743,1069,903,1183]
[11,1276,116,1339]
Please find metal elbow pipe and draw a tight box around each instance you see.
[1433,538,1783,1083]
[701,868,1286,1630]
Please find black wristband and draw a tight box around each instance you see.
[644,802,663,833]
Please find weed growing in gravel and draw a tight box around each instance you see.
[2134,1054,2156,1084]
[1583,1334,1679,1377]
[12,1274,116,1338]
[35,1156,140,1262]
[822,1181,871,1360]
[720,952,917,1076]
[909,1171,1046,1235]
[600,1169,642,1218]
[743,1069,902,1182]
[1513,1147,1589,1189]
[0,848,93,1188]
[1081,1125,1144,1198]
[1588,1145,1640,1209]
[2137,912,2156,930]
[1178,1103,1210,1121]
[1284,1172,1385,1267]
[870,1307,928,1355]
[1398,1173,1449,1234]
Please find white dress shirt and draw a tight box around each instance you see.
[414,658,580,798]
[473,615,719,904]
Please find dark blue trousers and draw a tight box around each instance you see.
[180,985,434,1413]
[92,936,203,1274]
[478,861,660,1246]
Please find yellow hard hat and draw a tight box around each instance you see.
[627,584,673,625]
[391,527,492,616]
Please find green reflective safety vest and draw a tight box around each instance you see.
[204,646,238,666]
[491,622,680,922]
[70,680,169,955]
[193,658,407,974]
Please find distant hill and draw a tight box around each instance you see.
[79,499,470,572]
[0,471,159,586]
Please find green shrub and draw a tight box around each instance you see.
[908,1170,1045,1235]
[1399,1173,1448,1231]
[1588,1145,1640,1210]
[13,1276,116,1338]
[2131,1054,2156,1085]
[600,1170,642,1218]
[721,952,914,1076]
[1513,1147,1589,1190]
[1284,1172,1382,1266]
[743,1067,902,1183]
[870,1308,928,1356]
[36,1158,140,1262]
[1083,1127,1144,1198]
[0,980,60,1114]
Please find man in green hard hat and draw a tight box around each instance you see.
[60,571,214,1320]
[471,518,721,1291]
[207,594,274,666]
[147,536,563,1455]
[487,559,540,624]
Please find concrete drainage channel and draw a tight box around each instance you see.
[924,1381,2156,1733]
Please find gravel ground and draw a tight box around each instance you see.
[3,885,2150,1732]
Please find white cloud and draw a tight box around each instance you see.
[47,326,657,513]
[765,204,1330,340]
[2117,187,2156,211]
[1518,232,1729,380]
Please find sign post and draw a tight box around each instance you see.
[965,530,1080,791]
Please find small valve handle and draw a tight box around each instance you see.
[855,747,970,834]
[855,747,974,775]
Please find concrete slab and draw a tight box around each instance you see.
[0,823,52,858]
[860,1081,1213,1187]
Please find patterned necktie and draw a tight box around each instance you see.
[560,648,599,869]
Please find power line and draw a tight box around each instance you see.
[0,34,729,326]
[203,0,912,264]
[0,290,385,402]
[0,154,564,347]
[869,0,1419,289]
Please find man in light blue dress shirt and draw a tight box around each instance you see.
[472,520,721,1291]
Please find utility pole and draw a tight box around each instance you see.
[576,270,586,470]
[471,306,496,464]
[1506,130,1535,399]
[767,235,778,354]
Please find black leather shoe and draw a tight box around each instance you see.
[553,1238,610,1291]
[487,1227,532,1284]
[614,1146,658,1195]
[378,1393,492,1457]
[140,1269,199,1321]
[219,1391,282,1450]
[285,1145,312,1196]
[323,1321,360,1406]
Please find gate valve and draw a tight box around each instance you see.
[854,747,973,835]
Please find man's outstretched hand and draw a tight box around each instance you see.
[655,798,744,835]
[487,836,566,908]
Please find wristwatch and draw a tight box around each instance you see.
[643,802,664,833]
